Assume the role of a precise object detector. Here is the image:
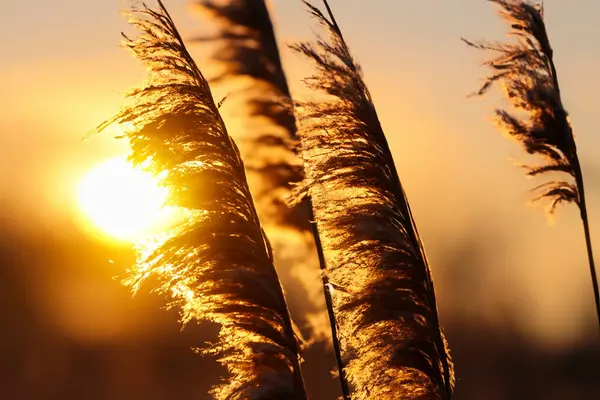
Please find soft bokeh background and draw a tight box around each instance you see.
[2,0,600,398]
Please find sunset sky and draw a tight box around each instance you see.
[4,0,600,348]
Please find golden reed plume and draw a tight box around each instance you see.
[464,0,599,332]
[97,1,307,398]
[291,1,455,398]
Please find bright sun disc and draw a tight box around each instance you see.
[77,156,170,241]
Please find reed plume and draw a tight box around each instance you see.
[463,0,600,330]
[96,1,307,398]
[194,1,349,395]
[291,1,455,398]
[195,0,307,229]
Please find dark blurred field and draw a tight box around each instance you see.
[1,204,598,400]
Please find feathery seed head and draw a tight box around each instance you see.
[97,2,307,398]
[464,0,579,213]
[292,1,455,398]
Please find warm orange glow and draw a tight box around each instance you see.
[77,156,172,241]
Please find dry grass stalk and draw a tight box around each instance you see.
[194,1,350,396]
[291,1,455,398]
[96,1,307,398]
[463,0,599,331]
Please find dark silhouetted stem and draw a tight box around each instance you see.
[573,158,600,333]
[546,37,600,334]
[307,204,351,400]
[255,0,349,391]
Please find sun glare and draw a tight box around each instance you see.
[77,156,171,241]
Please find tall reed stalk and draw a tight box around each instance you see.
[463,0,599,331]
[195,1,350,396]
[96,1,307,398]
[292,1,455,398]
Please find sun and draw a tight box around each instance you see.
[77,156,171,241]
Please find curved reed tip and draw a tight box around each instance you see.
[465,0,580,215]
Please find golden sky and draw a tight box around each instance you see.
[3,0,600,346]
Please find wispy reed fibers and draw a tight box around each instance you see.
[195,0,308,229]
[195,1,350,396]
[463,0,600,331]
[291,1,455,398]
[96,1,307,398]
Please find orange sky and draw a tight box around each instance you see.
[3,0,600,346]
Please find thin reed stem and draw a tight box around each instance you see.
[195,1,350,394]
[543,17,600,328]
[573,159,600,331]
[307,205,351,399]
